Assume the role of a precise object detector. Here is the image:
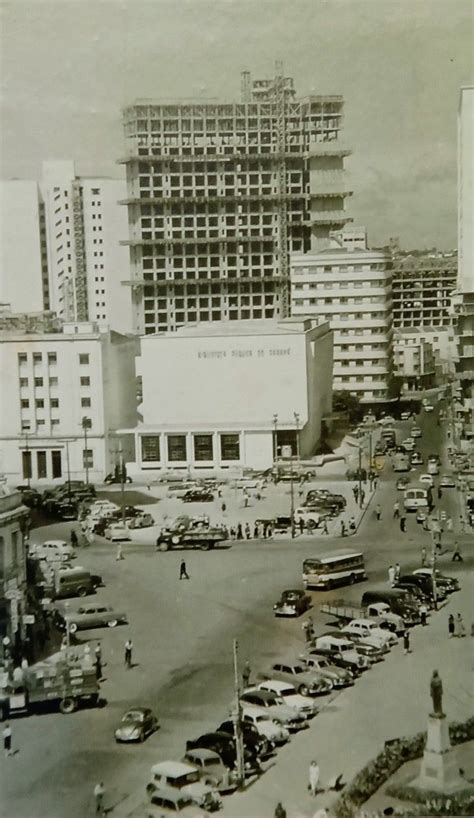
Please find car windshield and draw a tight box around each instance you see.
[279,687,295,697]
[123,710,144,722]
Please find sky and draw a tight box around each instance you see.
[1,0,473,250]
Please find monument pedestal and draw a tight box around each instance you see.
[412,714,464,793]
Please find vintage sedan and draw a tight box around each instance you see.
[396,476,411,491]
[240,706,290,745]
[182,490,214,503]
[299,652,353,687]
[413,568,460,593]
[273,589,311,617]
[148,786,210,817]
[181,748,238,794]
[61,603,128,633]
[185,732,260,773]
[239,689,306,731]
[256,680,317,719]
[410,452,424,467]
[217,719,274,759]
[115,707,159,743]
[147,761,221,812]
[439,473,456,488]
[258,661,332,696]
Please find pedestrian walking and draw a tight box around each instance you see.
[303,617,314,643]
[322,518,329,535]
[420,603,428,626]
[236,523,243,540]
[3,722,12,757]
[454,613,466,638]
[388,565,396,586]
[447,516,453,533]
[421,546,427,567]
[242,661,251,689]
[400,515,406,533]
[340,520,346,537]
[360,488,366,506]
[308,759,321,796]
[116,543,124,561]
[352,485,359,503]
[274,803,287,818]
[124,639,133,669]
[95,654,103,680]
[253,522,259,539]
[448,614,455,638]
[375,504,382,521]
[452,541,463,562]
[459,514,465,533]
[94,782,105,815]
[179,559,190,580]
[221,502,226,514]
[393,501,400,519]
[394,562,401,582]
[403,631,410,655]
[70,529,79,548]
[245,523,251,540]
[437,486,443,500]
[299,518,305,535]
[348,516,356,532]
[230,526,236,540]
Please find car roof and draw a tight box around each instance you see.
[123,706,149,716]
[151,761,196,777]
[259,680,296,693]
[184,748,221,762]
[241,704,272,718]
[43,540,69,547]
[282,589,303,595]
[242,688,276,701]
[150,785,191,802]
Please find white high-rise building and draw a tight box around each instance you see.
[41,161,132,331]
[291,230,393,402]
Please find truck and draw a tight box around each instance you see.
[393,452,410,473]
[38,563,102,599]
[156,516,228,552]
[320,600,405,633]
[0,651,101,718]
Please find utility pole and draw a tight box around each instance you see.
[272,414,278,462]
[65,440,71,505]
[119,440,126,525]
[358,444,362,508]
[232,639,245,788]
[81,417,92,485]
[430,530,438,611]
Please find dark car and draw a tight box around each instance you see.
[217,720,274,759]
[16,486,42,508]
[114,707,159,743]
[273,589,311,617]
[345,467,367,482]
[397,573,446,601]
[182,490,214,503]
[185,732,260,773]
[305,489,346,509]
[306,647,363,676]
[394,582,433,605]
[104,472,133,485]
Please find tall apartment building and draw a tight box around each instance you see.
[391,253,457,329]
[291,229,393,402]
[0,322,137,484]
[0,181,49,312]
[120,67,352,335]
[41,161,133,332]
[452,86,474,439]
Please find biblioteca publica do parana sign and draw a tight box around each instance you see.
[197,347,292,359]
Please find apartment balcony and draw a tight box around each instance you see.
[118,149,307,165]
[309,211,353,225]
[307,143,351,157]
[121,234,276,247]
[119,192,307,206]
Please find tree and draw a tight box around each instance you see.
[332,391,364,423]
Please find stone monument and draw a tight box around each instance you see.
[413,670,464,792]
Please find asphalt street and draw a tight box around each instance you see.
[1,408,471,818]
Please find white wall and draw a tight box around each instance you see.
[0,181,44,312]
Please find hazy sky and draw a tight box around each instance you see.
[1,0,473,249]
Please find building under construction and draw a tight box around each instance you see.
[391,253,457,330]
[119,66,352,334]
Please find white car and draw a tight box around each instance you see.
[104,522,131,542]
[29,539,75,562]
[440,474,456,488]
[419,474,434,487]
[411,427,422,438]
[424,403,434,413]
[402,438,415,452]
[341,619,397,648]
[379,416,395,426]
[400,411,412,421]
[241,706,290,745]
[293,507,324,530]
[256,680,317,719]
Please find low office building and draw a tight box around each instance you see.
[0,322,137,484]
[0,484,29,657]
[122,317,333,473]
[291,230,393,402]
[393,331,436,392]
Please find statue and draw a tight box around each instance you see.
[430,670,444,718]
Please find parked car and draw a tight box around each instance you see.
[182,490,214,503]
[59,603,128,633]
[305,489,346,510]
[345,467,367,482]
[181,748,238,794]
[185,732,260,772]
[258,661,332,696]
[16,486,42,508]
[114,707,158,743]
[293,507,325,530]
[313,635,371,671]
[341,619,397,648]
[428,454,441,465]
[412,568,460,593]
[256,680,317,719]
[147,761,221,812]
[396,574,446,602]
[104,522,132,542]
[104,472,133,484]
[410,452,424,467]
[419,474,434,487]
[411,426,422,438]
[217,719,274,759]
[401,438,415,452]
[400,411,412,421]
[147,786,211,817]
[240,706,290,745]
[239,689,307,731]
[439,473,456,487]
[298,652,353,687]
[273,589,311,617]
[323,631,384,661]
[396,476,411,491]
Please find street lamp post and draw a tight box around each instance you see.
[294,412,300,461]
[272,414,278,463]
[232,639,245,788]
[119,440,126,525]
[58,439,74,504]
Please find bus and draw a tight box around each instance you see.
[393,452,410,472]
[302,549,366,590]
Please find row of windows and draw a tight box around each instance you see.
[293,280,388,290]
[141,214,277,228]
[20,397,91,409]
[18,353,90,365]
[144,294,275,310]
[138,200,303,217]
[141,433,240,463]
[19,376,90,388]
[333,375,388,383]
[144,307,276,327]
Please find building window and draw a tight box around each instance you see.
[32,352,42,363]
[35,399,44,408]
[19,377,28,387]
[51,398,59,409]
[18,353,27,364]
[79,353,90,365]
[193,434,213,461]
[21,421,31,431]
[47,352,57,364]
[141,435,161,462]
[21,399,29,409]
[80,376,91,386]
[220,433,240,461]
[167,434,187,461]
[37,450,47,479]
[22,450,32,481]
[83,449,94,468]
[34,377,43,387]
[49,377,58,386]
[51,450,62,478]
[81,397,91,408]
